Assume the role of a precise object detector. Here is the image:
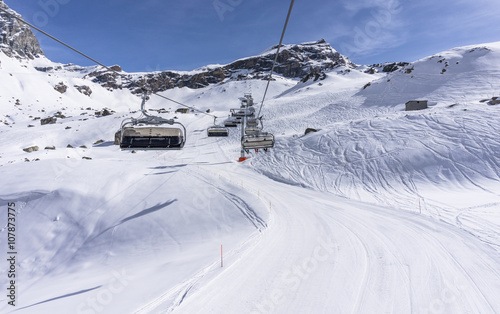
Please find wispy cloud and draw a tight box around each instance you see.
[400,0,500,48]
[335,0,409,59]
[339,0,395,14]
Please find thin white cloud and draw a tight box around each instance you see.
[401,0,500,45]
[336,0,409,58]
[340,0,400,14]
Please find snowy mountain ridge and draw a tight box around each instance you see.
[357,41,500,108]
[74,38,359,93]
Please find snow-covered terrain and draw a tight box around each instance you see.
[1,13,500,312]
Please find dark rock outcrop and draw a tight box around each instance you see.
[75,85,92,96]
[54,82,68,94]
[364,62,410,74]
[40,117,57,125]
[487,97,500,105]
[301,71,327,83]
[95,108,114,117]
[85,39,356,94]
[305,128,318,135]
[23,145,39,153]
[0,1,44,59]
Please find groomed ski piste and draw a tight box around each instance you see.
[1,42,500,314]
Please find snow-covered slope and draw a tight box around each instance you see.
[358,42,500,109]
[1,10,500,311]
[249,41,500,247]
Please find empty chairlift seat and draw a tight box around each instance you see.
[246,118,259,127]
[242,131,275,150]
[245,126,261,135]
[116,92,187,150]
[245,118,260,134]
[224,117,240,127]
[207,125,229,137]
[231,107,255,117]
[120,126,185,149]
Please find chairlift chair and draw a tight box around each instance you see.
[224,120,238,127]
[241,114,274,150]
[240,94,255,107]
[243,93,254,106]
[241,131,275,150]
[224,116,241,127]
[231,107,255,117]
[207,117,229,137]
[245,116,262,134]
[117,92,186,149]
[245,126,261,135]
[246,118,259,127]
[207,126,229,136]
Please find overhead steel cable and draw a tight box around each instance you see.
[0,6,217,118]
[257,0,295,119]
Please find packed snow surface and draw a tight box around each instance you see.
[1,42,500,313]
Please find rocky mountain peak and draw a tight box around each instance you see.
[231,38,356,78]
[84,39,357,94]
[0,1,44,59]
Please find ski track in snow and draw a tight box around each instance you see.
[172,162,500,313]
[2,101,500,313]
[250,106,500,248]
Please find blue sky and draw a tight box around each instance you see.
[4,0,500,72]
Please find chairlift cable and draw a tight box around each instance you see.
[257,0,295,119]
[0,7,113,74]
[239,1,293,160]
[0,7,218,119]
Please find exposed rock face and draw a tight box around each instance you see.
[228,39,355,78]
[95,108,114,117]
[54,82,68,94]
[75,85,92,96]
[23,145,39,153]
[0,1,44,59]
[304,128,318,135]
[85,68,123,90]
[484,97,500,105]
[87,39,357,94]
[364,62,410,74]
[301,71,327,83]
[40,117,57,125]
